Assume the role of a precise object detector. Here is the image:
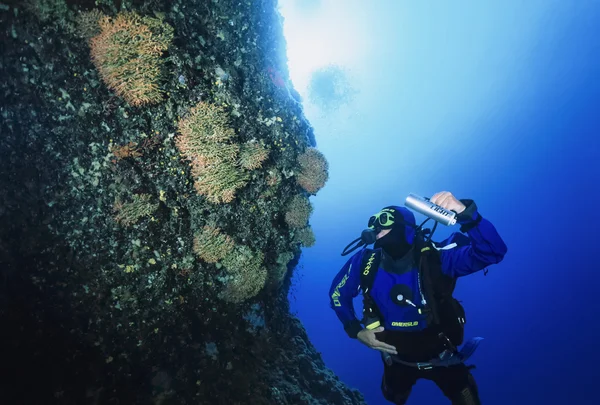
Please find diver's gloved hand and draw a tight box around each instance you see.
[430,191,467,214]
[357,327,398,355]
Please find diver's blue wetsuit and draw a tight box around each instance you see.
[329,201,507,404]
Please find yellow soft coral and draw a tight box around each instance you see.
[284,194,313,228]
[176,102,266,204]
[90,11,173,106]
[296,147,329,194]
[193,226,235,263]
[239,141,269,170]
[219,246,267,303]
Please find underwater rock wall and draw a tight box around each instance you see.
[0,0,365,404]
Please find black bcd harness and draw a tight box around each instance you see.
[359,237,467,347]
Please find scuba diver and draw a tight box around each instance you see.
[329,191,507,404]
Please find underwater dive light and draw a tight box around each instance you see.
[404,193,457,226]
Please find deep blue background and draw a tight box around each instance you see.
[279,1,600,404]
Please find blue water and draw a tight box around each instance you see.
[279,1,600,404]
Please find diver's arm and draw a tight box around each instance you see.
[441,199,508,278]
[328,250,364,338]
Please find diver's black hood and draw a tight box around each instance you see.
[374,219,412,260]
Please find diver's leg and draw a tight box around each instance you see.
[381,361,419,405]
[430,364,481,405]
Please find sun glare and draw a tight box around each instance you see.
[278,0,370,97]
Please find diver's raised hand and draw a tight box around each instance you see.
[430,191,466,214]
[357,327,398,355]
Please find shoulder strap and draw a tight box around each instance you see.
[359,248,381,294]
[418,238,457,298]
[416,239,458,326]
[359,249,383,329]
[416,244,439,325]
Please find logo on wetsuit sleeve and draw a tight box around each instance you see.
[331,264,351,307]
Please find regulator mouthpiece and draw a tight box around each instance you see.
[340,228,379,256]
[361,228,377,245]
[404,193,457,226]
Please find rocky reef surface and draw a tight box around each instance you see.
[0,0,366,404]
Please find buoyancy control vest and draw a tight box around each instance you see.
[359,235,467,347]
